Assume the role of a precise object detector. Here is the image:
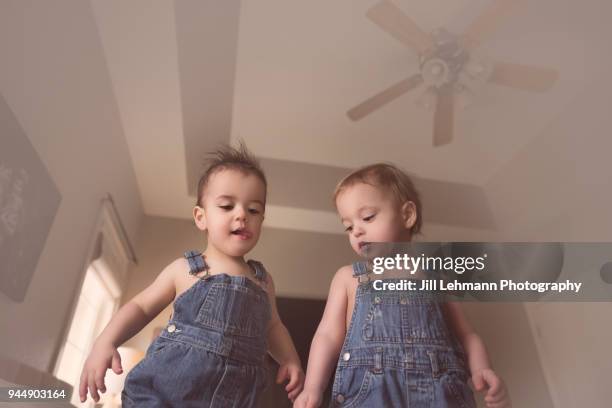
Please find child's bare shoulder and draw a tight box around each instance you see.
[325,265,356,317]
[331,264,356,290]
[154,257,189,282]
[335,264,354,280]
[131,257,188,315]
[166,256,190,274]
[169,256,201,294]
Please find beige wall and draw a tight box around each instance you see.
[465,302,554,408]
[485,61,612,407]
[0,0,143,374]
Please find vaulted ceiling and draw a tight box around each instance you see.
[89,0,597,234]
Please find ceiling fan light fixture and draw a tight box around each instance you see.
[454,83,474,110]
[421,58,450,88]
[415,87,437,111]
[467,62,485,78]
[464,54,493,82]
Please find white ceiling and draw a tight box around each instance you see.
[89,0,597,234]
[231,0,583,176]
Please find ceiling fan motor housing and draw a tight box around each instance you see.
[420,29,469,89]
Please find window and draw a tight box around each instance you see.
[55,261,119,407]
[53,195,136,407]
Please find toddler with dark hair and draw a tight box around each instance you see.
[80,143,304,407]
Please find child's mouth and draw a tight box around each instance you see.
[358,242,370,250]
[231,228,252,240]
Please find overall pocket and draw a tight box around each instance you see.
[362,295,450,344]
[332,367,375,408]
[440,369,477,408]
[401,300,451,343]
[196,282,269,337]
[146,337,178,358]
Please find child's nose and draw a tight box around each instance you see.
[352,225,365,237]
[234,207,247,220]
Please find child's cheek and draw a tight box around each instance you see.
[350,237,360,254]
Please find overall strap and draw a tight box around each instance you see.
[352,261,371,283]
[353,259,431,282]
[247,260,268,284]
[184,250,209,276]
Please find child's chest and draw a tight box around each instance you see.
[171,272,271,338]
[174,272,266,301]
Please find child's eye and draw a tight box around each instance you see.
[344,225,353,232]
[248,208,261,215]
[219,205,233,211]
[363,214,375,222]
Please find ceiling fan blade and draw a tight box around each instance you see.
[460,0,520,50]
[433,85,454,146]
[367,0,435,55]
[347,74,423,121]
[489,62,559,92]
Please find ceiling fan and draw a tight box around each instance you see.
[347,0,559,146]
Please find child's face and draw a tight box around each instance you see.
[336,182,413,256]
[194,169,266,257]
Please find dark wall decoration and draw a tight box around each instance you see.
[0,94,61,302]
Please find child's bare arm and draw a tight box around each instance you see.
[265,274,304,401]
[79,258,184,403]
[96,259,179,345]
[294,266,351,408]
[444,302,511,407]
[444,302,491,372]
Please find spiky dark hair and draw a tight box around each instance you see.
[195,141,267,207]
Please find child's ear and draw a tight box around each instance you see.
[193,206,207,231]
[401,201,417,230]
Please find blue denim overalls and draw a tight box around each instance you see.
[330,262,476,407]
[122,251,271,407]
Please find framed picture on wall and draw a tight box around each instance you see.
[0,95,62,302]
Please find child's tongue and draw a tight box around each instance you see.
[232,229,250,239]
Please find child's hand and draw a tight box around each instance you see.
[293,388,323,408]
[276,362,304,402]
[472,368,511,408]
[78,341,123,403]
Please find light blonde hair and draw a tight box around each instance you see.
[334,163,422,234]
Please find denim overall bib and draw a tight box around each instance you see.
[122,251,271,408]
[330,262,476,408]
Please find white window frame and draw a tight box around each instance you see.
[52,194,137,406]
